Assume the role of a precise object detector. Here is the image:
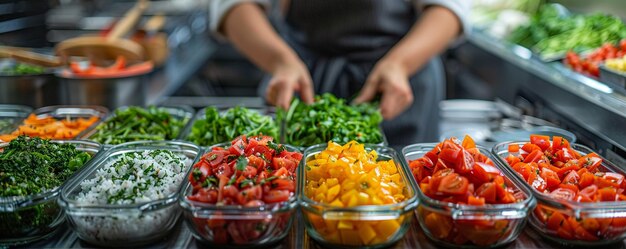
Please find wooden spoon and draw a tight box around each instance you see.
[0,46,62,67]
[55,0,148,63]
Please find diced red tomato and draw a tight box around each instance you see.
[185,136,301,245]
[530,135,551,151]
[476,182,496,203]
[409,136,527,247]
[550,188,576,201]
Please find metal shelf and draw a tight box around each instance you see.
[453,30,626,155]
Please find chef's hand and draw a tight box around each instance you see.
[354,60,413,120]
[266,59,315,109]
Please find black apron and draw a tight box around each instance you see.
[261,0,444,149]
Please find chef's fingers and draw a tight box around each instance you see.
[265,79,279,106]
[299,74,315,105]
[380,80,413,120]
[353,75,379,105]
[275,80,295,110]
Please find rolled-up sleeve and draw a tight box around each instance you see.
[210,0,272,40]
[416,0,471,40]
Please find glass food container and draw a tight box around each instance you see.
[403,144,536,248]
[300,144,418,249]
[179,142,300,248]
[493,142,626,246]
[0,140,102,246]
[58,141,201,247]
[0,104,32,134]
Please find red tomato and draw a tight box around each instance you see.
[547,212,566,231]
[237,185,262,204]
[438,173,469,195]
[508,144,520,153]
[430,168,454,193]
[468,195,485,206]
[550,188,576,201]
[541,168,561,190]
[562,171,580,185]
[205,150,227,166]
[603,172,624,186]
[476,182,496,203]
[552,136,568,151]
[599,187,617,201]
[529,171,547,193]
[554,149,574,163]
[248,135,273,145]
[263,190,291,203]
[522,143,541,153]
[433,159,451,173]
[215,163,234,179]
[424,151,439,168]
[230,137,247,156]
[456,149,475,174]
[247,155,265,170]
[530,134,551,151]
[440,148,461,164]
[188,188,218,203]
[272,178,295,192]
[242,166,257,178]
[223,185,240,199]
[579,185,598,198]
[524,150,544,163]
[470,162,491,185]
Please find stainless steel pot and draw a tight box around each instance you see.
[56,71,148,109]
[0,60,62,108]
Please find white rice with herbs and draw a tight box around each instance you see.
[73,150,191,243]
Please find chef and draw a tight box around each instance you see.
[210,0,469,148]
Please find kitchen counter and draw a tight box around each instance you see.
[14,212,626,249]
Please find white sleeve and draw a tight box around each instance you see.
[416,0,472,41]
[209,0,272,40]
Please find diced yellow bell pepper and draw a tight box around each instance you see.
[357,192,370,205]
[315,182,328,196]
[337,220,354,230]
[326,178,339,187]
[374,219,400,240]
[304,141,409,246]
[330,199,344,207]
[357,223,378,245]
[327,184,341,203]
[324,230,341,244]
[340,229,361,245]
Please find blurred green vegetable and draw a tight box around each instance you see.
[508,5,626,58]
[187,106,278,146]
[1,63,45,75]
[90,106,188,145]
[278,93,383,147]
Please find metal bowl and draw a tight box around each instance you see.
[0,59,61,108]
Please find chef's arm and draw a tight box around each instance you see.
[219,3,301,74]
[354,4,466,119]
[217,2,313,108]
[381,5,463,76]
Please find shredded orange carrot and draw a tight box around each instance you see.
[0,114,99,142]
